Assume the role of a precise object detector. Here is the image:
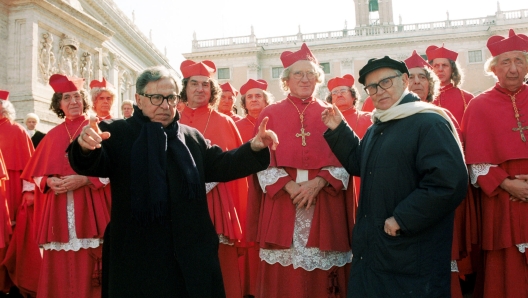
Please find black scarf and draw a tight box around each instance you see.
[130,107,201,224]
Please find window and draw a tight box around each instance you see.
[272,67,284,79]
[218,68,230,80]
[468,50,482,63]
[320,62,331,74]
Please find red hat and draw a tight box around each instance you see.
[0,90,8,101]
[220,82,239,97]
[426,44,458,61]
[89,77,114,89]
[240,79,268,95]
[280,43,318,68]
[487,29,528,57]
[49,74,84,93]
[404,50,432,69]
[327,75,355,92]
[180,60,216,78]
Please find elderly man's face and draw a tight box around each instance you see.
[122,104,133,118]
[492,51,528,92]
[286,60,317,99]
[431,58,452,86]
[245,88,267,115]
[365,67,408,111]
[331,86,355,111]
[26,118,37,130]
[136,78,177,127]
[218,91,235,114]
[60,91,84,119]
[94,91,114,116]
[186,76,211,108]
[408,68,429,102]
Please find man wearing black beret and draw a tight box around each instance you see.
[321,56,468,297]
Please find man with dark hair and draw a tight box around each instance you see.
[322,56,468,297]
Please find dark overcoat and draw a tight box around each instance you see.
[68,109,270,298]
[324,93,468,298]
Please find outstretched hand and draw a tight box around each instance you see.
[250,117,279,151]
[77,115,111,153]
[321,104,344,130]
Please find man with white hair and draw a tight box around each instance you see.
[462,29,528,298]
[90,78,116,120]
[24,113,46,148]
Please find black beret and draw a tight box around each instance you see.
[358,56,409,85]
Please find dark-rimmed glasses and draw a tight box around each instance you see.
[139,93,180,106]
[363,74,402,96]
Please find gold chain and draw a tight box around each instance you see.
[65,119,88,143]
[201,108,213,136]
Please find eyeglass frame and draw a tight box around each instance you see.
[363,74,402,96]
[139,93,180,106]
[331,88,351,96]
[291,70,317,80]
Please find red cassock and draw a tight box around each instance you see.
[225,111,244,122]
[180,105,247,298]
[21,115,111,298]
[462,83,528,298]
[0,150,13,293]
[360,96,374,112]
[247,96,355,298]
[433,83,474,125]
[235,115,258,143]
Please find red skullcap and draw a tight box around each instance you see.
[89,77,114,90]
[180,60,216,78]
[280,43,318,68]
[327,74,355,92]
[220,82,239,97]
[426,44,458,61]
[0,90,8,101]
[404,50,432,69]
[240,79,268,95]
[49,74,85,93]
[487,29,528,57]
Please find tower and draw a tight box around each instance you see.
[354,0,394,27]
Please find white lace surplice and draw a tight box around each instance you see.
[258,168,352,271]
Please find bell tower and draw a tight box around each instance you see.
[354,0,394,27]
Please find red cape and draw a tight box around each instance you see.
[434,84,474,125]
[0,118,34,171]
[235,115,257,143]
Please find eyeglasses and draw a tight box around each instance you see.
[139,93,180,106]
[331,88,350,95]
[363,74,402,95]
[292,71,316,80]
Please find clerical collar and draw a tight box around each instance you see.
[440,83,455,92]
[494,82,526,96]
[27,129,35,137]
[287,94,314,103]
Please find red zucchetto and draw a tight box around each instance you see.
[220,82,239,97]
[426,44,458,61]
[487,29,528,57]
[0,90,8,101]
[180,60,216,78]
[280,43,318,68]
[404,50,432,69]
[240,79,268,95]
[89,77,114,89]
[49,74,85,93]
[327,75,355,92]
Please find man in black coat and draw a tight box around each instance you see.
[24,112,46,148]
[322,56,468,297]
[68,66,278,298]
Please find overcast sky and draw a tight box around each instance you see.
[110,0,526,68]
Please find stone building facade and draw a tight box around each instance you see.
[184,1,528,112]
[0,0,176,131]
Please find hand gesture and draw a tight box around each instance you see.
[78,116,111,152]
[321,104,344,130]
[250,117,279,151]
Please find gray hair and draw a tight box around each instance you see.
[0,100,16,120]
[136,66,182,95]
[484,51,528,79]
[121,99,134,109]
[24,112,40,124]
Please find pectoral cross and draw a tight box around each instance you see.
[512,120,528,142]
[296,127,310,146]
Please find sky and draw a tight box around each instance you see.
[111,0,525,69]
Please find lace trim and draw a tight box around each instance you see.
[260,205,352,271]
[517,243,528,253]
[42,191,102,251]
[322,166,350,190]
[256,167,289,193]
[205,182,219,194]
[218,234,234,246]
[451,260,459,272]
[99,177,110,185]
[468,164,497,187]
[22,180,35,192]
